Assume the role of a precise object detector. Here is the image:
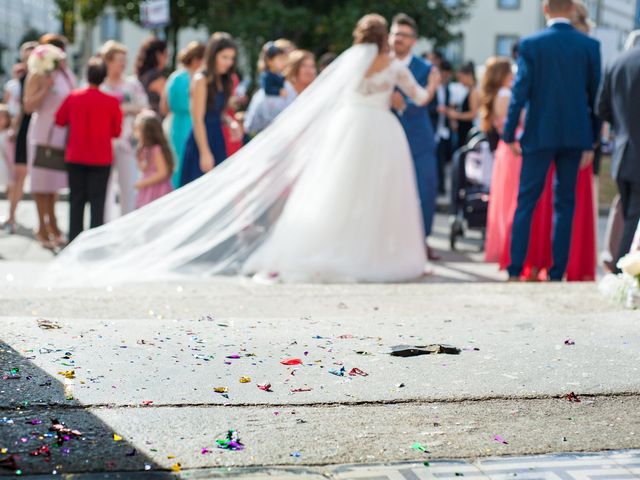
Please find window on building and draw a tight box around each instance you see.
[497,0,520,9]
[496,35,519,57]
[100,12,121,42]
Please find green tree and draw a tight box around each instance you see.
[205,0,474,76]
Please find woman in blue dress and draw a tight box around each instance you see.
[181,33,240,186]
[164,41,205,188]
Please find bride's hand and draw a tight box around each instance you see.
[200,150,215,173]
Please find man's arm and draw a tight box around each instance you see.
[596,66,613,125]
[502,41,533,145]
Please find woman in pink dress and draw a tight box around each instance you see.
[483,56,553,280]
[133,113,173,208]
[23,34,76,248]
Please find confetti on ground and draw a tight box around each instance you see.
[37,318,61,329]
[280,358,303,366]
[411,442,429,452]
[564,339,576,345]
[239,376,251,383]
[57,370,75,379]
[566,392,581,403]
[112,434,123,441]
[494,435,508,444]
[348,367,368,376]
[257,383,272,392]
[216,430,245,451]
[171,463,182,472]
[214,387,229,393]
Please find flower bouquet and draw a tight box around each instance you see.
[599,252,640,309]
[27,44,66,76]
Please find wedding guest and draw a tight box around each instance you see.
[597,24,640,270]
[180,32,239,185]
[261,43,288,98]
[133,112,173,208]
[564,0,598,281]
[601,30,640,271]
[55,57,122,242]
[483,56,553,279]
[0,105,12,193]
[503,0,601,282]
[136,37,168,115]
[2,41,36,234]
[161,41,205,188]
[283,49,317,100]
[100,40,149,219]
[24,34,76,249]
[430,60,453,195]
[3,63,26,117]
[446,61,479,150]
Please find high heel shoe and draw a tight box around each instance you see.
[34,232,55,250]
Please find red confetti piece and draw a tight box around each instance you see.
[257,383,272,392]
[280,358,302,365]
[566,392,581,402]
[290,387,312,393]
[348,368,368,377]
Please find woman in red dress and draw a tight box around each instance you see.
[483,56,553,280]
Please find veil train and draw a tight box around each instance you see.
[42,44,379,287]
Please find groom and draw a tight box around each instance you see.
[390,13,441,260]
[503,0,601,281]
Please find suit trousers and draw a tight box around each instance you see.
[615,178,640,266]
[507,148,582,280]
[67,163,111,242]
[104,140,138,221]
[413,149,438,238]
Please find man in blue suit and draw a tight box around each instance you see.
[503,0,601,281]
[390,13,441,260]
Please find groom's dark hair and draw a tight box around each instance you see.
[545,0,574,12]
[392,13,418,35]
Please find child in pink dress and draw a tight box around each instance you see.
[134,112,174,208]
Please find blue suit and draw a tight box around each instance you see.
[397,56,438,238]
[503,22,601,280]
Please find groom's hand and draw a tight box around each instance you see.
[391,92,406,112]
[507,142,522,157]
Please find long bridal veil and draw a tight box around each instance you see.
[42,44,379,287]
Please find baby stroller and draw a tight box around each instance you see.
[449,130,495,251]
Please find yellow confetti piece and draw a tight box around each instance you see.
[1,448,7,454]
[57,370,75,379]
[214,387,229,393]
[113,434,122,441]
[171,462,181,472]
[239,376,251,383]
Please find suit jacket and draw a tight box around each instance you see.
[428,82,451,136]
[398,56,436,158]
[597,46,640,182]
[503,22,601,154]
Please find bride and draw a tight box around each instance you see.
[44,14,440,286]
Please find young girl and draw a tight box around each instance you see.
[134,112,174,208]
[260,43,288,98]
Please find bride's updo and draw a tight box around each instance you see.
[353,14,389,52]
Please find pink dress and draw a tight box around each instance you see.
[28,67,76,193]
[136,145,173,208]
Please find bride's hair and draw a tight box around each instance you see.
[353,14,388,52]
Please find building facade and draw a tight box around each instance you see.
[447,0,639,67]
[0,0,60,79]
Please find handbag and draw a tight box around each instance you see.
[34,125,67,171]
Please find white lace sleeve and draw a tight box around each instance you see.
[394,60,429,105]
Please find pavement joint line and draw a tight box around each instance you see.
[3,392,639,411]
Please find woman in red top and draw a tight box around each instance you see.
[55,57,122,242]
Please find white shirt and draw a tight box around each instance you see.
[547,17,571,27]
[396,53,413,68]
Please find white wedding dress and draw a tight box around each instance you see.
[42,45,429,287]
